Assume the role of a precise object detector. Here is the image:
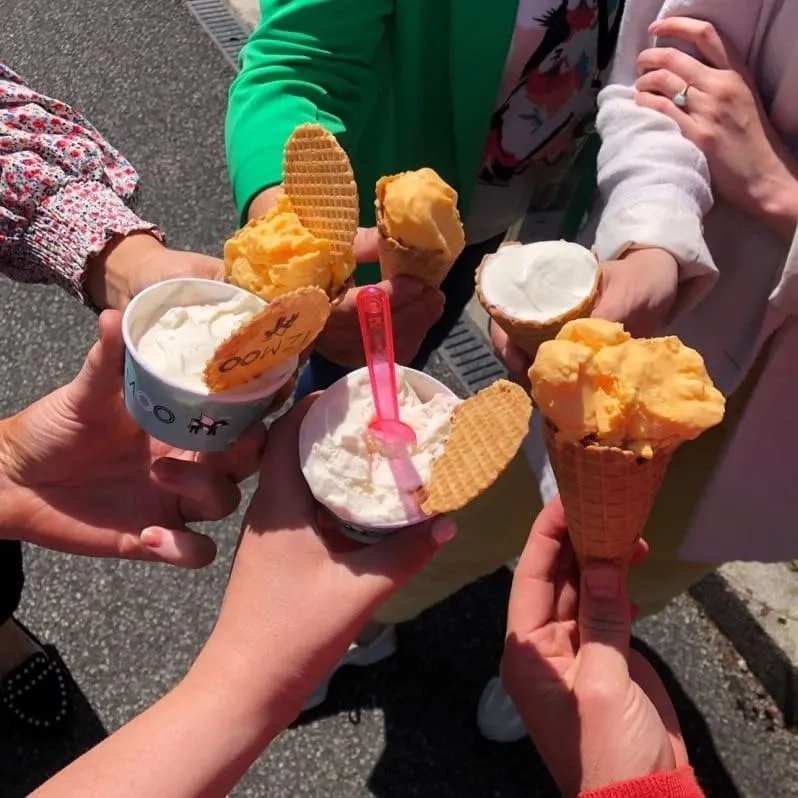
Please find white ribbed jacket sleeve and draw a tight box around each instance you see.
[594,0,719,317]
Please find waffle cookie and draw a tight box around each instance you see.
[204,286,331,393]
[417,380,532,515]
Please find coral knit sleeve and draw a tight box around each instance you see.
[579,767,704,798]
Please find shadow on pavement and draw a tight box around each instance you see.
[0,647,107,797]
[294,570,558,797]
[293,569,744,798]
[631,638,741,798]
[0,575,742,797]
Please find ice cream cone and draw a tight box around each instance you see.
[543,421,675,565]
[224,124,359,303]
[376,225,454,289]
[476,243,600,359]
[374,169,465,289]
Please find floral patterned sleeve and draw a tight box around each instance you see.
[0,63,164,303]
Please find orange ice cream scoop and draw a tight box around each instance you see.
[530,318,725,458]
[376,168,465,260]
[224,194,354,302]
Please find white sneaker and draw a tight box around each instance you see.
[302,625,397,711]
[476,676,528,743]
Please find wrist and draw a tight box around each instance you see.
[619,246,677,266]
[753,170,798,243]
[185,629,302,739]
[84,232,165,310]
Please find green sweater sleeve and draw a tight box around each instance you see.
[226,0,391,221]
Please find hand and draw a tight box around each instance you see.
[0,311,266,568]
[85,233,224,310]
[489,320,531,390]
[501,498,688,796]
[192,396,457,726]
[635,17,798,239]
[592,248,678,336]
[316,276,444,367]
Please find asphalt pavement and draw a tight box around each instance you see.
[1,1,797,796]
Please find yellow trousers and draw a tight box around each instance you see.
[375,349,763,625]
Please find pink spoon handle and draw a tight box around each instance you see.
[356,286,402,426]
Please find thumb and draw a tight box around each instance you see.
[577,561,632,684]
[74,310,125,396]
[354,226,380,262]
[139,525,218,568]
[339,516,457,608]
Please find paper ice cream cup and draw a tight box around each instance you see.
[298,367,458,544]
[122,278,297,452]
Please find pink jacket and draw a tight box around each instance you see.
[531,0,798,563]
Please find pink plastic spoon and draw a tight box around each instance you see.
[356,285,417,448]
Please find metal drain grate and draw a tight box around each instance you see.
[437,315,507,394]
[185,0,505,398]
[185,0,249,69]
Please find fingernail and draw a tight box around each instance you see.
[584,564,620,599]
[140,528,161,547]
[431,518,457,546]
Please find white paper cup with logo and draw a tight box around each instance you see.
[298,366,458,544]
[122,278,297,452]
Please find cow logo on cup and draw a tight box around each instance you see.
[188,414,231,437]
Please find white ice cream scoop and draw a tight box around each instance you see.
[478,240,599,323]
[476,240,601,357]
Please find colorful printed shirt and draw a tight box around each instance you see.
[0,63,161,303]
[465,0,623,244]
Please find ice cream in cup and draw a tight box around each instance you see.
[476,239,601,358]
[299,367,460,543]
[122,278,299,452]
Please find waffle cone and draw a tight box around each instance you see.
[543,421,674,565]
[475,244,600,358]
[377,227,455,289]
[418,380,532,515]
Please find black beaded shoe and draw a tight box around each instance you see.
[0,620,70,730]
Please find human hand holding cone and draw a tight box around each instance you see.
[375,168,465,289]
[529,318,725,565]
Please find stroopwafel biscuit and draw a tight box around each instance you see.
[418,380,532,515]
[204,286,331,392]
